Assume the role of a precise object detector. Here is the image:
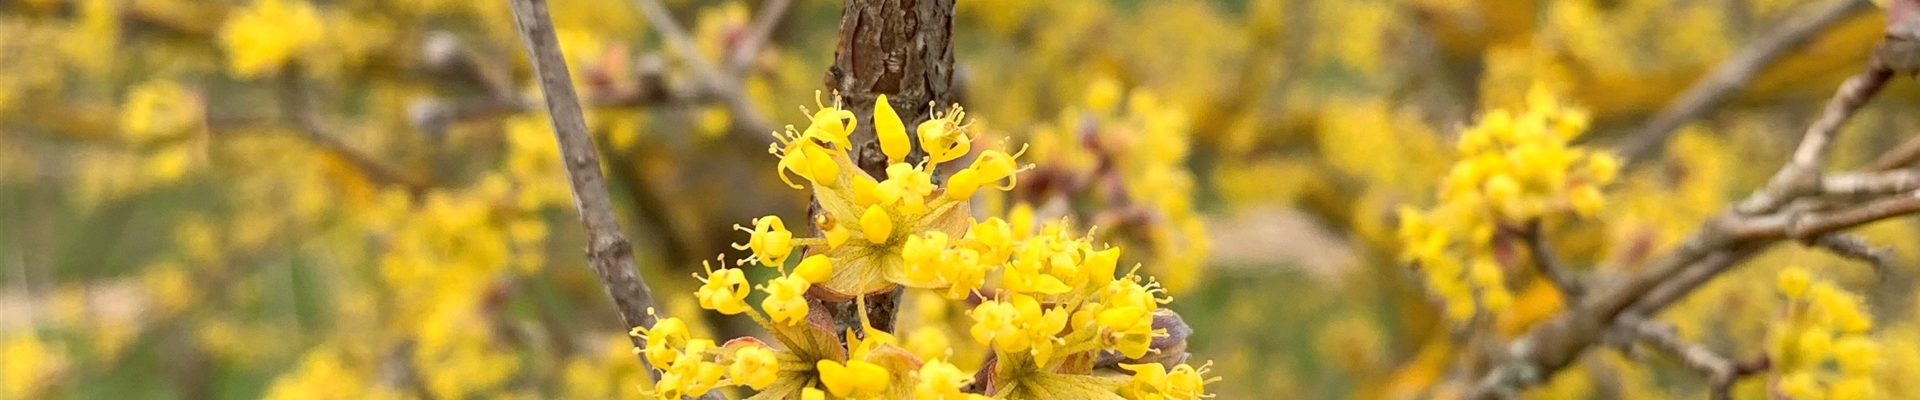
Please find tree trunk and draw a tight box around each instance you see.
[817,0,958,334]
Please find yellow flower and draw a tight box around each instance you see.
[1569,185,1604,217]
[802,387,826,400]
[219,0,324,78]
[735,215,794,266]
[1109,314,1155,360]
[1010,294,1069,365]
[661,339,726,398]
[967,217,1016,263]
[969,298,1030,353]
[728,344,778,390]
[1098,287,1154,332]
[793,255,835,284]
[118,80,200,145]
[1085,76,1124,111]
[1003,243,1072,295]
[906,329,952,363]
[914,359,974,400]
[876,163,937,215]
[1834,336,1877,376]
[1779,372,1821,400]
[817,359,889,398]
[1778,266,1812,298]
[1830,376,1876,400]
[2,334,67,400]
[1118,363,1168,398]
[874,95,911,164]
[776,139,840,189]
[761,274,811,325]
[901,232,952,287]
[945,148,1024,201]
[1119,362,1216,400]
[1483,175,1521,206]
[860,205,893,244]
[1586,153,1620,184]
[1084,247,1122,283]
[658,355,724,399]
[804,97,857,149]
[1164,363,1214,399]
[941,248,990,299]
[918,105,972,164]
[695,263,751,315]
[633,317,691,367]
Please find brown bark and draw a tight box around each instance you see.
[829,0,958,179]
[815,0,959,334]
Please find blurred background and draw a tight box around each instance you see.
[4,0,1920,398]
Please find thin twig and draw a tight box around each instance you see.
[278,69,428,192]
[1866,134,1920,171]
[630,0,776,136]
[727,0,793,75]
[1728,190,1920,241]
[1521,220,1585,302]
[1464,55,1907,400]
[1616,0,1874,167]
[1737,65,1894,215]
[1813,233,1896,279]
[1616,316,1768,400]
[505,2,702,396]
[1821,169,1920,199]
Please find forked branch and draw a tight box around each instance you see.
[1465,6,1915,395]
[504,4,704,399]
[1616,0,1875,167]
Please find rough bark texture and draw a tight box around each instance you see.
[830,0,957,179]
[817,0,958,334]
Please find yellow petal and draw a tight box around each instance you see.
[794,255,834,283]
[817,360,853,396]
[861,205,893,244]
[875,95,910,164]
[944,169,982,201]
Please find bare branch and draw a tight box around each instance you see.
[1865,134,1920,172]
[1813,233,1896,278]
[505,3,706,397]
[1821,170,1920,199]
[630,0,776,136]
[727,0,794,75]
[1465,53,1906,400]
[1737,66,1894,215]
[1521,220,1585,301]
[1616,316,1768,400]
[1730,190,1920,241]
[278,70,428,192]
[1616,0,1875,167]
[1787,69,1895,173]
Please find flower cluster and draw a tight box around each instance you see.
[632,94,1212,399]
[1,333,68,400]
[218,0,324,78]
[629,317,780,398]
[1397,87,1620,323]
[1771,267,1878,400]
[1023,78,1211,294]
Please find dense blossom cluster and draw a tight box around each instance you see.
[627,95,1214,399]
[1022,78,1211,294]
[1397,87,1620,323]
[1772,267,1879,400]
[11,0,1911,398]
